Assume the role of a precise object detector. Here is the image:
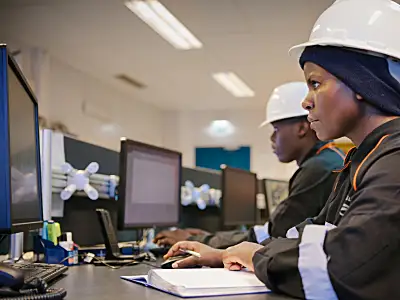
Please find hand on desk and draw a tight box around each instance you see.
[222,242,263,272]
[154,228,210,246]
[164,241,223,268]
[165,241,263,272]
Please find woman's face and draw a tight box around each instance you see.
[302,62,362,141]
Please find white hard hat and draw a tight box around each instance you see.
[259,82,309,128]
[289,0,400,60]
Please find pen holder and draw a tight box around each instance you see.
[40,238,79,266]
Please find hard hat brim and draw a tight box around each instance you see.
[258,119,269,128]
[289,40,400,61]
[288,40,345,59]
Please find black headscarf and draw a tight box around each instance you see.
[299,45,400,115]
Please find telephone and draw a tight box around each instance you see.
[0,263,67,300]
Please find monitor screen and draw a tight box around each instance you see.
[8,64,41,225]
[0,46,43,233]
[221,167,257,226]
[118,139,181,229]
[265,179,289,214]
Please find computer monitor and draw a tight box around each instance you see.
[180,167,222,232]
[220,166,257,227]
[0,44,43,233]
[118,138,182,229]
[257,179,270,223]
[265,179,289,215]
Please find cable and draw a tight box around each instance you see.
[0,288,67,300]
[0,235,6,246]
[91,256,138,269]
[91,256,158,269]
[0,278,67,300]
[15,253,25,263]
[57,254,80,265]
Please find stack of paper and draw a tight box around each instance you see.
[121,268,270,298]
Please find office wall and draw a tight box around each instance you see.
[47,56,164,151]
[7,42,164,152]
[162,110,298,181]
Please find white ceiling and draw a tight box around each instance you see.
[0,0,339,111]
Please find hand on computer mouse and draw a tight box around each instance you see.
[154,229,192,246]
[222,242,263,272]
[164,241,223,269]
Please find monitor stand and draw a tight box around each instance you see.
[95,209,149,265]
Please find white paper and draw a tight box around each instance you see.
[151,268,266,289]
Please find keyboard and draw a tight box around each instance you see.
[9,262,68,283]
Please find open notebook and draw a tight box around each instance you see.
[121,268,270,298]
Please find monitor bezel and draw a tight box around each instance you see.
[118,138,182,230]
[0,44,44,233]
[259,178,271,219]
[220,166,258,227]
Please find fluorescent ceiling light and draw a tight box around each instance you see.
[212,72,255,98]
[125,0,202,50]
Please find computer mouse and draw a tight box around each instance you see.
[0,263,25,290]
[161,256,202,269]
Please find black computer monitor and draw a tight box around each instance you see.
[220,166,257,227]
[257,178,270,223]
[118,138,182,229]
[180,167,222,232]
[0,44,43,233]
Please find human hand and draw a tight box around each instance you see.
[164,241,223,268]
[154,229,192,246]
[222,242,263,272]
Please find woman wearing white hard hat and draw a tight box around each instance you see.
[163,0,400,299]
[219,0,400,299]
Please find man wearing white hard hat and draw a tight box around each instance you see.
[163,0,400,299]
[162,82,343,248]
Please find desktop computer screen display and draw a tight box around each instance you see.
[118,139,182,229]
[0,45,43,233]
[221,166,257,227]
[265,179,289,214]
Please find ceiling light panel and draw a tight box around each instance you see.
[125,0,203,50]
[212,72,255,98]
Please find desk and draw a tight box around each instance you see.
[53,264,293,300]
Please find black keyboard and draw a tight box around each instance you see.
[9,262,68,283]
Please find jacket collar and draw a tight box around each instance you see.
[299,140,333,166]
[345,118,400,191]
[348,118,400,165]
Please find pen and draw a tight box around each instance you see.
[180,249,201,258]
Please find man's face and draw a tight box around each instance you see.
[270,119,303,163]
